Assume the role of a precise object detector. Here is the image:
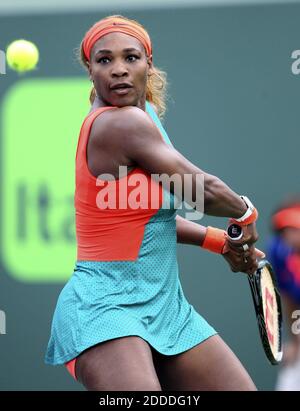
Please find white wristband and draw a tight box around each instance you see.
[235,196,255,223]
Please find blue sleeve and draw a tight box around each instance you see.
[145,101,173,147]
[267,235,300,304]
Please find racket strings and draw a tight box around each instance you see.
[260,266,280,359]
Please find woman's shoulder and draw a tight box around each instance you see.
[91,106,153,139]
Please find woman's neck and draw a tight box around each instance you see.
[89,96,146,113]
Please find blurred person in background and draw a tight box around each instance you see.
[267,197,300,391]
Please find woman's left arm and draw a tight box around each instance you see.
[176,215,207,246]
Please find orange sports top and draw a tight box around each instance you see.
[75,106,163,261]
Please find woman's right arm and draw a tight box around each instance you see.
[94,107,257,236]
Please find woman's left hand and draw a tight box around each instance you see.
[222,240,265,275]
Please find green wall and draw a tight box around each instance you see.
[0,3,299,390]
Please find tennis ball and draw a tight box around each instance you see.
[6,39,39,72]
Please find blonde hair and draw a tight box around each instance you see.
[78,15,168,118]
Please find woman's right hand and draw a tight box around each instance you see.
[224,222,265,275]
[222,241,265,275]
[227,222,259,252]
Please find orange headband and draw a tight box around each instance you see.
[272,207,300,230]
[83,17,152,61]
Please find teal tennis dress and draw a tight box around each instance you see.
[45,102,217,365]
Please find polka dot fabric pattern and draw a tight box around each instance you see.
[45,209,216,364]
[45,102,217,365]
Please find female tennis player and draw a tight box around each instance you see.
[45,15,264,391]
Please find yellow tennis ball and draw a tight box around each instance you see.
[6,39,39,72]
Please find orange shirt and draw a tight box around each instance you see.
[75,107,163,261]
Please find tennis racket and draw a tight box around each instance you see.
[227,223,283,365]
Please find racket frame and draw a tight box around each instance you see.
[247,259,283,365]
[226,223,283,365]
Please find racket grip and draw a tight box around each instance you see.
[227,224,266,259]
[227,223,243,241]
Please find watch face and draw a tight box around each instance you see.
[227,223,243,240]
